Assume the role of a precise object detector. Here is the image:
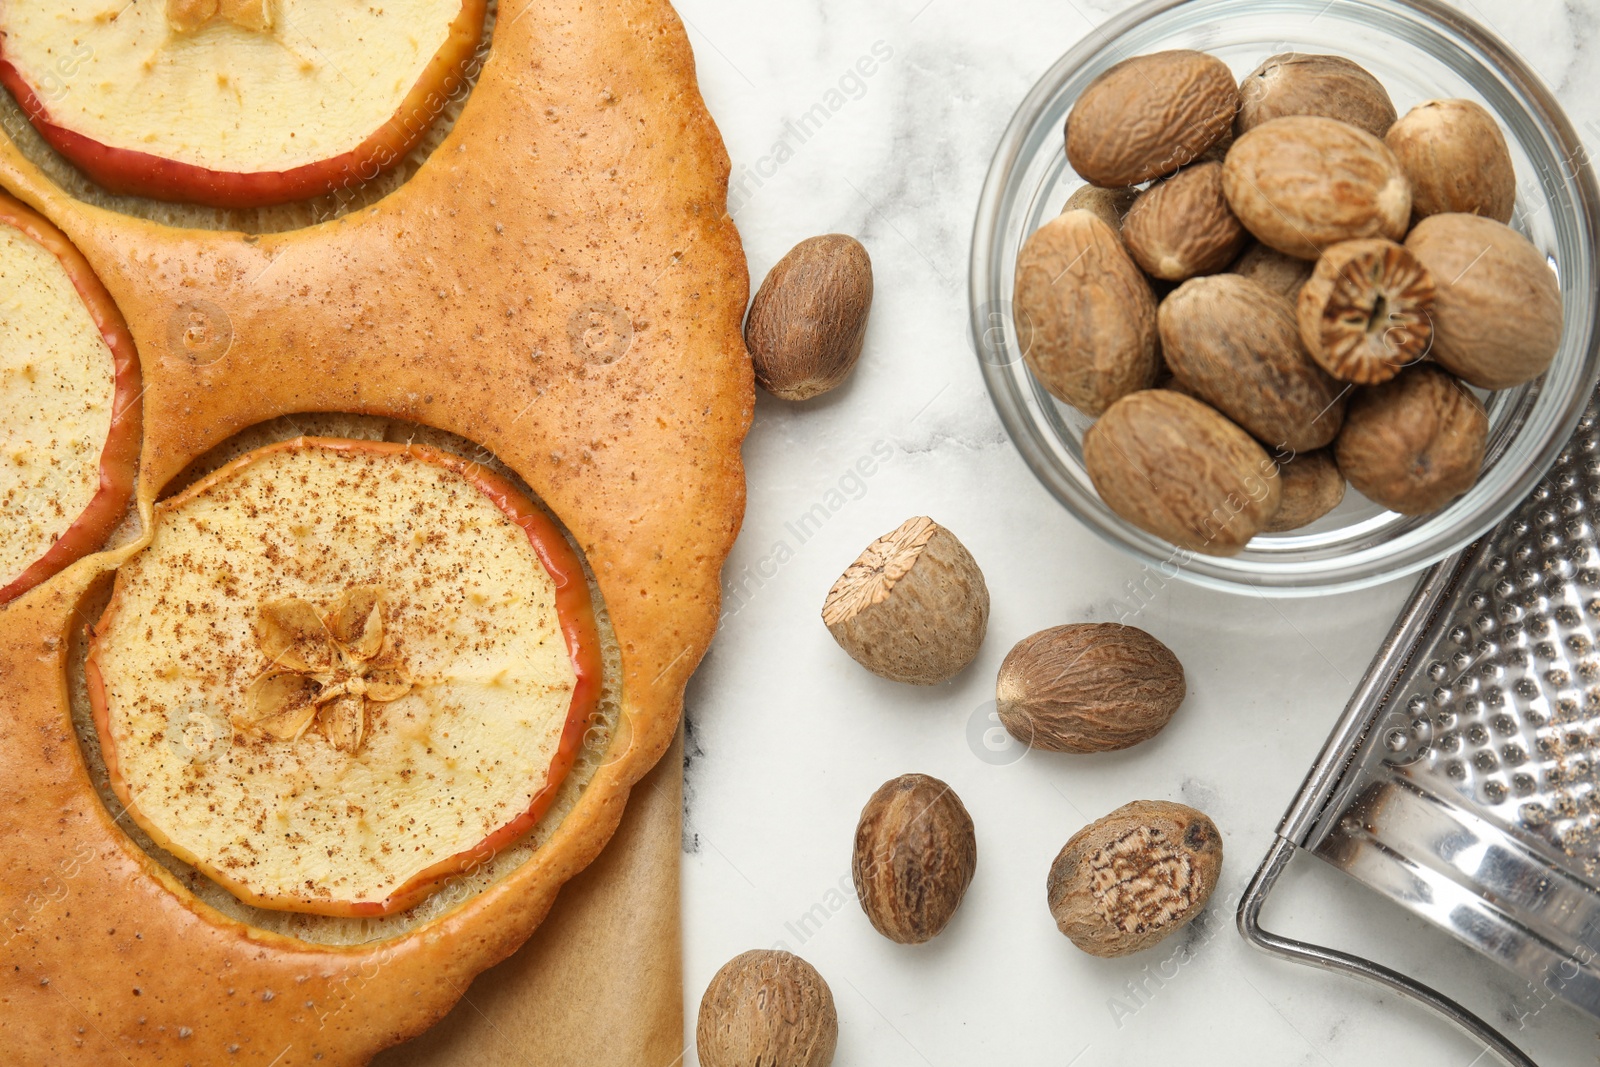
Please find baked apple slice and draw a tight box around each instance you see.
[0,190,140,606]
[86,437,602,916]
[0,1,486,208]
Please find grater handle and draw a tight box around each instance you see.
[1238,835,1538,1067]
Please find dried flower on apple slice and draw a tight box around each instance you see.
[87,438,604,917]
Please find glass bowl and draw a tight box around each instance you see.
[971,0,1600,596]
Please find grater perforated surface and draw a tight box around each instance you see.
[1308,392,1600,1016]
[1380,398,1600,876]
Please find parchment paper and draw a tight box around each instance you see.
[374,733,686,1067]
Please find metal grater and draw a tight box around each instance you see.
[1242,388,1600,1067]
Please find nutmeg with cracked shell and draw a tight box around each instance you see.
[1159,273,1347,452]
[1048,800,1223,957]
[1386,99,1516,224]
[1013,209,1159,416]
[1235,53,1397,139]
[1084,390,1282,556]
[1066,50,1239,188]
[1404,212,1562,390]
[1222,115,1411,259]
[697,950,838,1067]
[996,624,1185,753]
[1121,162,1248,282]
[852,773,977,944]
[1296,238,1436,385]
[823,516,989,685]
[1336,365,1488,515]
[745,234,873,401]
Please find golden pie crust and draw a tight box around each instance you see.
[0,0,750,1063]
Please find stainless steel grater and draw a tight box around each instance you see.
[1241,389,1600,1067]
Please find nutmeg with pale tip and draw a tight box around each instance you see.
[822,516,989,685]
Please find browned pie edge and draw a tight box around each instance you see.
[0,1,752,1064]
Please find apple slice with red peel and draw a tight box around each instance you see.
[0,191,141,607]
[87,437,604,917]
[0,1,486,208]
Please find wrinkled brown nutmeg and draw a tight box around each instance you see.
[1083,390,1282,556]
[853,773,978,944]
[823,517,989,685]
[1335,364,1488,515]
[1048,800,1223,958]
[1264,450,1346,532]
[1066,50,1239,188]
[995,624,1185,753]
[1404,213,1562,390]
[1235,53,1397,139]
[697,950,838,1067]
[1386,99,1516,224]
[744,235,873,401]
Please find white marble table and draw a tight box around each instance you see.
[675,1,1600,1062]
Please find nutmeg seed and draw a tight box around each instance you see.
[1386,99,1516,224]
[1230,242,1315,300]
[1121,162,1248,282]
[852,773,978,944]
[822,517,989,685]
[1159,273,1348,453]
[697,950,838,1067]
[1404,213,1562,390]
[1062,183,1139,230]
[1084,390,1282,556]
[1236,53,1397,139]
[1335,364,1488,515]
[1223,115,1411,259]
[1014,209,1160,416]
[744,235,873,401]
[1081,391,1280,559]
[1047,800,1223,958]
[1066,50,1239,188]
[1296,238,1436,385]
[996,624,1185,753]
[1263,449,1346,532]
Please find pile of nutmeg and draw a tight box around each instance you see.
[1016,51,1563,555]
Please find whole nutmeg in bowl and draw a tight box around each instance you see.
[1083,390,1282,556]
[1013,208,1158,416]
[995,624,1185,753]
[1222,115,1411,259]
[1048,800,1223,958]
[1404,212,1563,390]
[1235,52,1397,139]
[744,234,873,401]
[1386,98,1516,223]
[853,773,978,944]
[697,950,838,1067]
[823,516,989,685]
[1335,364,1488,515]
[1065,49,1238,188]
